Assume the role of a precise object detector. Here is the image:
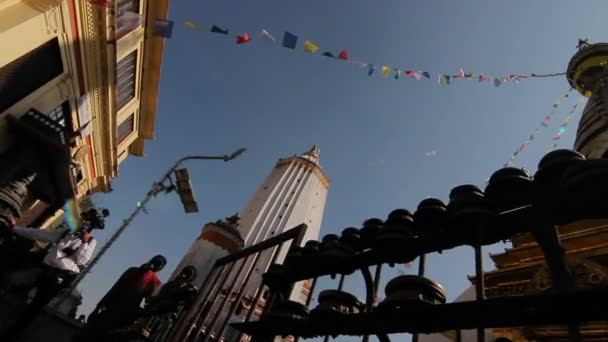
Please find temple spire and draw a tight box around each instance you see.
[300,144,321,165]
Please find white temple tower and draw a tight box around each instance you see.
[238,144,329,248]
[169,146,329,342]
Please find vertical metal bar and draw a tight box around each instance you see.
[190,262,237,341]
[216,251,265,339]
[412,255,426,342]
[418,254,426,277]
[170,265,224,342]
[305,277,318,307]
[474,244,485,342]
[202,258,250,342]
[294,277,318,342]
[241,241,290,342]
[324,274,346,342]
[373,264,382,297]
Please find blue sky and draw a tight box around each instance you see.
[78,0,606,339]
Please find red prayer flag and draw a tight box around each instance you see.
[338,50,350,61]
[479,73,487,82]
[405,70,416,78]
[553,135,561,141]
[454,68,465,78]
[236,33,251,44]
[519,144,526,152]
[545,115,552,121]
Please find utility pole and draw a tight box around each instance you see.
[62,148,247,298]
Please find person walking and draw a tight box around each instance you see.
[79,255,167,341]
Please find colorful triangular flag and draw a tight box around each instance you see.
[421,71,431,79]
[438,74,450,85]
[494,78,502,87]
[153,19,173,38]
[368,64,376,76]
[394,69,401,80]
[282,31,298,49]
[454,68,465,78]
[259,29,275,43]
[338,50,350,61]
[381,65,390,78]
[303,40,319,53]
[185,21,201,30]
[236,33,251,44]
[405,70,416,78]
[479,73,488,82]
[210,25,229,35]
[321,51,335,58]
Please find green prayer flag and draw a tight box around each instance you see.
[210,25,229,34]
[321,51,335,58]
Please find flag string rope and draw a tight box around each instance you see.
[183,21,566,86]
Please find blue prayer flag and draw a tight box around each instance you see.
[154,19,174,38]
[282,32,298,49]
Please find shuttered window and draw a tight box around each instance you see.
[116,51,137,109]
[116,0,141,39]
[117,114,135,144]
[0,38,63,114]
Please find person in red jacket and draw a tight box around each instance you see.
[79,255,166,340]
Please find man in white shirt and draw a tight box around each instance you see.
[1,208,107,340]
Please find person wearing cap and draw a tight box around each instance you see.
[79,255,167,341]
[1,208,108,340]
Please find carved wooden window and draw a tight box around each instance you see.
[0,38,63,114]
[116,0,141,39]
[117,114,135,144]
[116,51,137,109]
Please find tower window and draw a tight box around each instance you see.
[116,0,141,39]
[117,114,135,144]
[116,50,138,109]
[264,186,268,190]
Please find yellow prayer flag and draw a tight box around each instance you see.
[565,116,572,122]
[382,66,390,78]
[303,40,319,53]
[185,21,201,30]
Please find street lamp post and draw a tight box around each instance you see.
[66,148,247,293]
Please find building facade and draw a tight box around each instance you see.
[0,0,168,229]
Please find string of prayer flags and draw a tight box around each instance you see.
[282,32,298,49]
[236,33,251,44]
[546,104,580,153]
[303,40,319,53]
[381,65,391,78]
[184,20,565,87]
[259,29,275,43]
[503,89,573,168]
[338,50,350,61]
[210,25,229,35]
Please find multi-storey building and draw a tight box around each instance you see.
[0,0,169,228]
